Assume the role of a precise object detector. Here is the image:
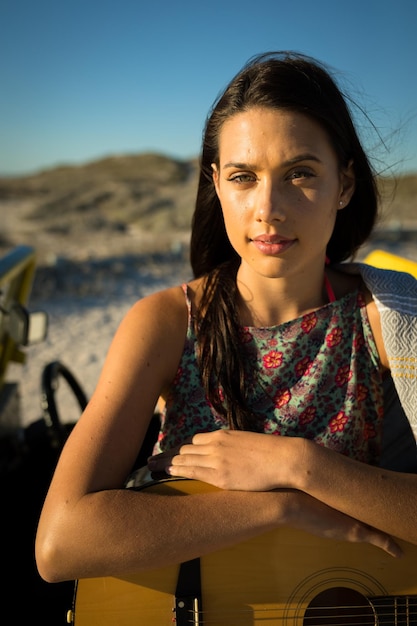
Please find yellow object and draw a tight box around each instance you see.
[0,245,37,388]
[363,249,417,279]
[72,477,417,625]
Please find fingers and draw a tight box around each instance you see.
[363,526,403,559]
[148,430,278,490]
[334,518,402,559]
[148,431,225,467]
[167,438,221,479]
[340,515,403,559]
[147,431,239,486]
[147,438,209,474]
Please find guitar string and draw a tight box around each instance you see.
[179,616,416,625]
[178,612,417,623]
[178,597,417,608]
[176,598,417,625]
[178,617,416,626]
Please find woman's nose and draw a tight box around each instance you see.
[255,181,286,223]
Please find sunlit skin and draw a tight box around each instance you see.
[212,107,355,325]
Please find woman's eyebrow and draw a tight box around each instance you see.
[283,153,322,166]
[222,161,254,170]
[222,154,322,170]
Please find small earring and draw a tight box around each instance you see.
[339,200,344,206]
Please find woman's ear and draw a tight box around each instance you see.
[339,160,355,208]
[212,163,220,196]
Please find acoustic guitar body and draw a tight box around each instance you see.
[71,477,417,625]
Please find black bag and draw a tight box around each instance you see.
[1,361,87,625]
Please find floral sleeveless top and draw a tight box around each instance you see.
[154,284,384,465]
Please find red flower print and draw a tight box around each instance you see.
[353,334,365,350]
[357,383,368,402]
[335,365,352,387]
[329,411,349,433]
[239,328,253,343]
[326,326,343,347]
[295,356,313,377]
[357,292,366,307]
[273,388,291,408]
[364,422,376,440]
[173,367,183,386]
[263,350,283,369]
[301,312,317,333]
[299,406,316,425]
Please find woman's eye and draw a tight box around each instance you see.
[229,173,255,184]
[288,169,315,180]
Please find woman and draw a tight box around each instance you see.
[36,51,417,584]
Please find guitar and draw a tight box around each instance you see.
[69,474,417,625]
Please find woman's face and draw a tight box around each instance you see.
[212,107,354,281]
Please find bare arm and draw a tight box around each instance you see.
[34,286,298,582]
[35,285,402,584]
[150,427,417,547]
[299,436,417,543]
[36,452,396,582]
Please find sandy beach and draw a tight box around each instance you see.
[6,248,193,429]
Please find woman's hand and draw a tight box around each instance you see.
[147,430,402,558]
[286,490,402,559]
[147,429,303,491]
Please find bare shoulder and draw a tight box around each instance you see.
[125,277,203,331]
[127,283,189,328]
[107,278,204,389]
[118,284,191,362]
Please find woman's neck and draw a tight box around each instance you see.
[235,265,330,327]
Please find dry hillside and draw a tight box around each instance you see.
[0,153,199,264]
[377,173,417,227]
[0,152,416,268]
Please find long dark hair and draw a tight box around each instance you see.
[190,51,380,430]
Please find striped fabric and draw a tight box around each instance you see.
[347,263,417,439]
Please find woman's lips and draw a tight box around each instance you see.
[251,234,295,255]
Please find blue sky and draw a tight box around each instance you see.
[1,0,416,176]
